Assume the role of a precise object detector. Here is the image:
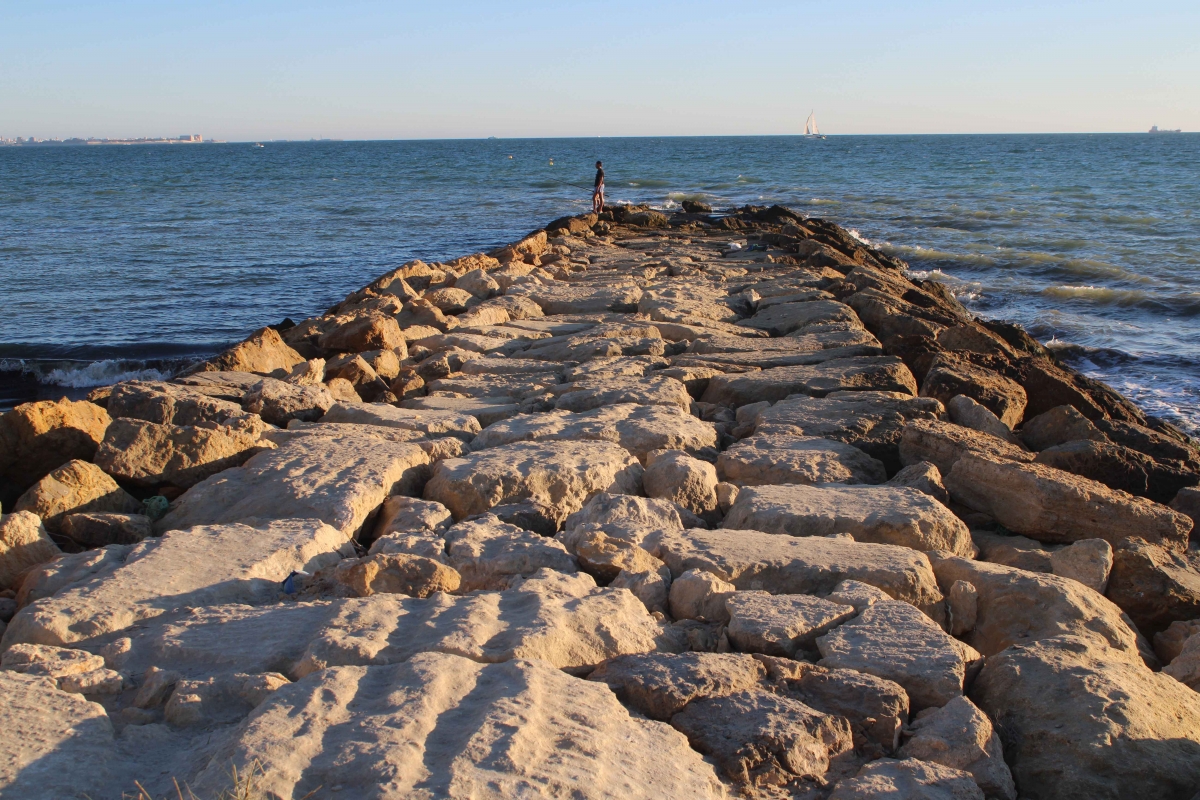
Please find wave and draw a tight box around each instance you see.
[0,357,195,389]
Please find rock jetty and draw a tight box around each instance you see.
[2,202,1200,799]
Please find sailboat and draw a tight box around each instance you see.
[804,111,826,140]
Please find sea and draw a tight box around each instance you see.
[2,135,1198,433]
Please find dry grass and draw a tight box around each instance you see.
[111,760,319,800]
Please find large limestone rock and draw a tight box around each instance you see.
[649,527,944,611]
[725,591,855,657]
[1105,536,1200,635]
[828,758,984,800]
[1019,404,1108,451]
[320,400,482,440]
[0,398,111,499]
[59,512,152,548]
[738,298,865,337]
[0,512,61,590]
[944,453,1192,551]
[94,417,266,489]
[12,460,141,533]
[189,652,726,800]
[719,434,887,486]
[930,555,1147,661]
[701,356,918,407]
[752,391,943,473]
[589,652,766,720]
[554,375,691,412]
[644,449,718,517]
[723,484,973,556]
[972,635,1200,800]
[899,418,1033,477]
[156,433,430,537]
[197,325,305,375]
[443,516,578,590]
[0,672,117,797]
[817,601,982,711]
[335,553,461,598]
[897,697,1016,800]
[243,378,335,426]
[317,312,405,353]
[920,355,1028,429]
[425,440,643,521]
[2,518,346,647]
[105,379,256,428]
[471,403,718,462]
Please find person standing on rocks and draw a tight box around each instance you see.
[593,161,605,214]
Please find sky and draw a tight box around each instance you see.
[1,0,1197,140]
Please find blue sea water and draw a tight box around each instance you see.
[2,135,1198,431]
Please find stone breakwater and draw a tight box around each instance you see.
[1,202,1200,799]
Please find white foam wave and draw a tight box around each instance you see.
[0,359,170,389]
[848,229,871,245]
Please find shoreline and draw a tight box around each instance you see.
[2,203,1200,797]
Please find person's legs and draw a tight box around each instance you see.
[592,188,601,213]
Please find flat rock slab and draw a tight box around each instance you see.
[737,298,866,337]
[3,518,345,648]
[425,440,643,521]
[401,395,521,426]
[725,591,856,656]
[510,283,645,315]
[724,484,973,556]
[320,401,482,441]
[589,652,767,720]
[817,601,981,711]
[753,391,943,472]
[828,758,984,800]
[553,375,692,412]
[471,403,717,462]
[155,433,430,537]
[648,527,943,611]
[189,652,725,800]
[95,417,266,489]
[972,635,1200,800]
[444,516,578,591]
[718,434,887,486]
[945,453,1192,551]
[702,357,918,408]
[900,419,1033,476]
[0,672,117,798]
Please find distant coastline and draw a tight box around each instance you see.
[0,134,215,146]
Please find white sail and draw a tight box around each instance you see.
[805,111,818,136]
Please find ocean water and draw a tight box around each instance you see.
[2,135,1198,432]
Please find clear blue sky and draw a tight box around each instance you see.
[2,0,1196,140]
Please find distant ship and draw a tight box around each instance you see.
[804,111,826,140]
[1149,126,1182,134]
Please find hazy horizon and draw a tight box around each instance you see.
[2,1,1197,141]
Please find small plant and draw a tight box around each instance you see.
[114,760,318,800]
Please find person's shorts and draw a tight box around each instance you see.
[594,185,604,194]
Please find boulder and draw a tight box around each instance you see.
[2,518,345,647]
[737,298,866,337]
[649,527,944,611]
[886,461,950,504]
[1049,538,1113,593]
[1036,438,1191,504]
[589,651,766,719]
[1105,536,1200,635]
[372,496,452,538]
[668,569,736,623]
[0,398,111,500]
[317,312,405,353]
[1171,486,1200,529]
[243,378,334,426]
[817,601,982,711]
[564,492,685,539]
[751,390,943,473]
[972,635,1200,800]
[1155,620,1200,665]
[424,440,642,521]
[553,375,691,413]
[719,434,887,486]
[725,591,855,657]
[443,516,578,590]
[0,512,61,591]
[946,394,1015,439]
[899,419,1033,477]
[94,417,266,489]
[1163,632,1200,690]
[513,282,643,315]
[320,401,482,441]
[12,460,141,533]
[105,380,256,428]
[944,454,1192,551]
[15,545,130,607]
[920,355,1027,428]
[828,758,984,800]
[156,433,430,537]
[0,642,122,694]
[701,357,918,407]
[471,403,718,462]
[60,513,153,548]
[565,526,664,584]
[455,267,501,299]
[334,553,461,597]
[644,449,718,517]
[670,689,854,785]
[723,483,973,556]
[1020,404,1108,451]
[930,555,1147,660]
[197,326,305,375]
[188,653,726,800]
[897,696,1016,800]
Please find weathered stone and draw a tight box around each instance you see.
[471,403,717,462]
[644,449,718,517]
[372,495,452,539]
[156,433,430,537]
[897,696,1016,799]
[1171,486,1200,529]
[1155,620,1200,665]
[944,453,1192,551]
[243,378,334,426]
[566,526,664,584]
[334,553,461,598]
[0,512,60,591]
[106,380,256,428]
[719,434,887,486]
[827,579,891,612]
[95,417,266,489]
[3,518,345,647]
[1035,438,1189,503]
[188,652,725,800]
[1163,632,1200,690]
[972,635,1200,800]
[899,419,1033,476]
[947,580,978,637]
[553,375,691,413]
[317,312,405,352]
[671,689,853,785]
[738,298,866,337]
[828,758,984,800]
[0,398,111,500]
[443,516,578,590]
[1020,404,1108,451]
[701,356,918,407]
[590,652,766,720]
[946,393,1015,440]
[60,513,152,547]
[564,492,684,539]
[817,601,981,711]
[1105,536,1200,635]
[13,459,141,533]
[1049,538,1113,593]
[724,483,972,555]
[512,282,643,315]
[425,440,642,521]
[0,642,122,694]
[920,356,1027,428]
[198,326,305,376]
[320,400,481,440]
[649,527,944,611]
[726,591,855,656]
[669,569,736,623]
[886,461,950,504]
